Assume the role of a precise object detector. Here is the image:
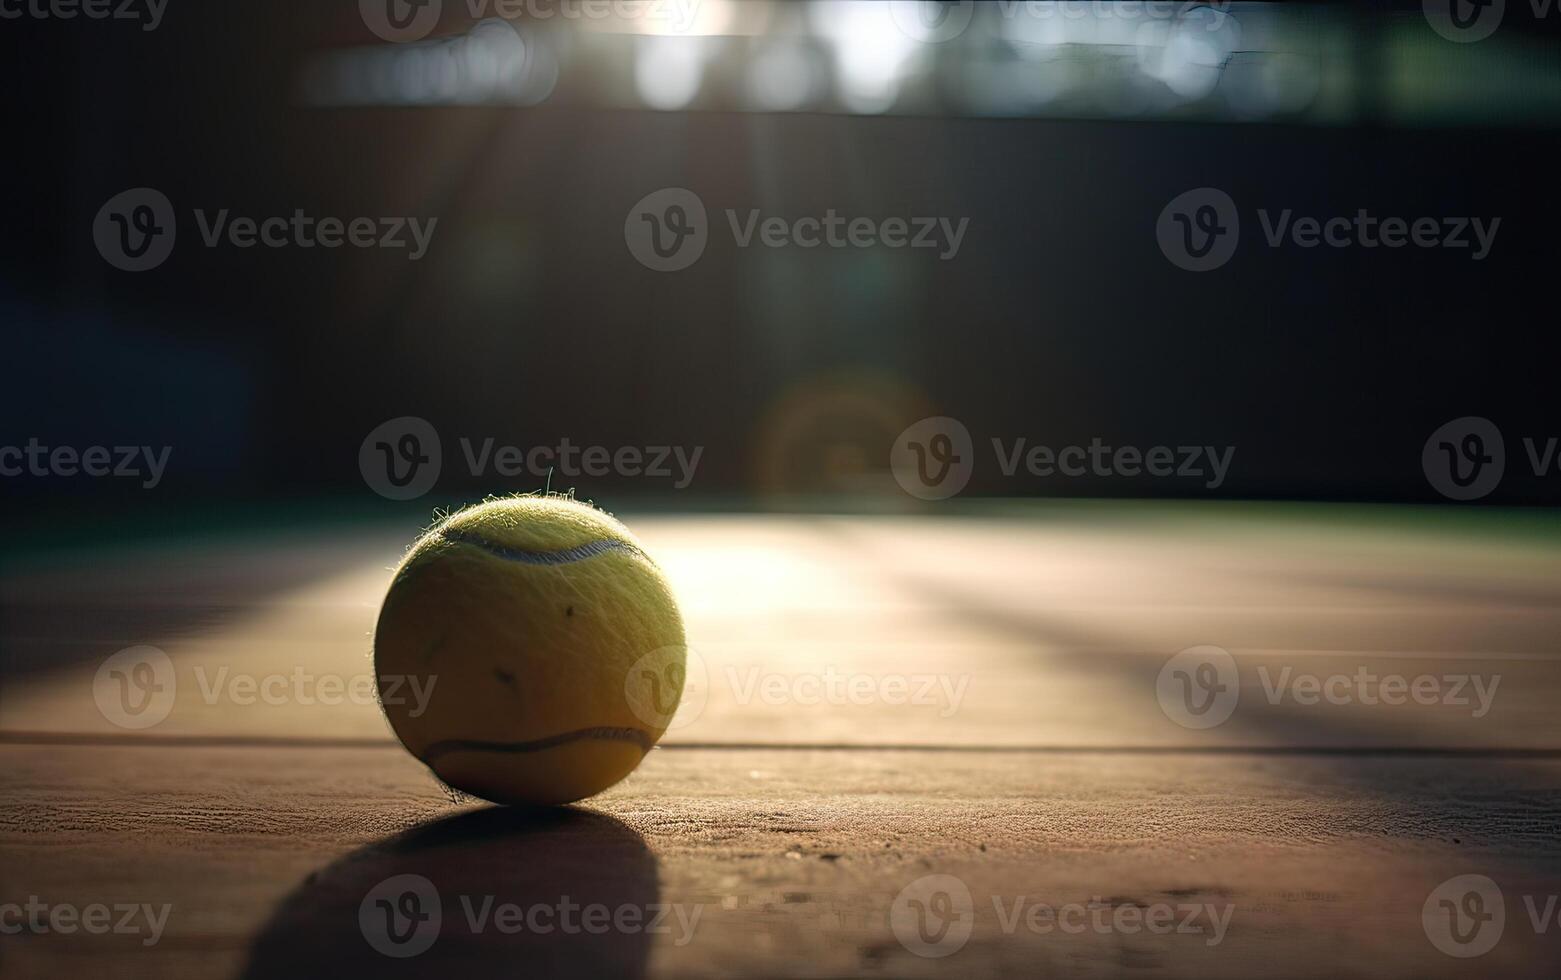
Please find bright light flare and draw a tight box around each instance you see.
[809,0,921,114]
[634,34,712,110]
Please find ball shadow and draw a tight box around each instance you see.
[242,806,659,980]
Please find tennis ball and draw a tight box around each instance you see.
[374,495,686,805]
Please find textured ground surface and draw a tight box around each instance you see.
[2,504,1559,977]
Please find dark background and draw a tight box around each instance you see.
[3,1,1560,515]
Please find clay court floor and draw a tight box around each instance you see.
[4,503,1560,977]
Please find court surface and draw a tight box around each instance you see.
[3,502,1560,977]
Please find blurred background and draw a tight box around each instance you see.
[3,0,1560,527]
[5,12,1561,977]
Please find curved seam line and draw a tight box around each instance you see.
[438,529,647,566]
[422,726,655,762]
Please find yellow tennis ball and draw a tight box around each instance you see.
[374,495,686,805]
